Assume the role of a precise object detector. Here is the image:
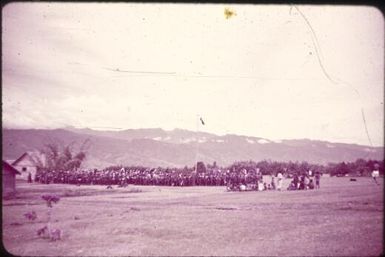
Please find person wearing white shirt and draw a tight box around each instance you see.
[277,172,283,191]
[372,169,380,185]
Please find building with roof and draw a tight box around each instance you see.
[12,151,45,181]
[3,160,21,197]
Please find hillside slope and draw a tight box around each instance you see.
[2,128,383,168]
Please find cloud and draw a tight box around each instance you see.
[1,3,383,146]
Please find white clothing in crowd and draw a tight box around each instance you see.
[277,172,283,190]
[372,170,380,178]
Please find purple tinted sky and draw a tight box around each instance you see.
[2,3,384,146]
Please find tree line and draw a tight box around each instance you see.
[222,159,383,176]
[36,142,383,177]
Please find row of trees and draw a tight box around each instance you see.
[326,159,383,176]
[35,142,383,177]
[34,141,90,172]
[207,159,383,176]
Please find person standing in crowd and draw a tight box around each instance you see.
[263,182,268,191]
[308,179,315,189]
[276,171,283,191]
[287,180,297,190]
[304,174,310,189]
[371,165,380,185]
[315,171,321,189]
[27,172,32,183]
[299,175,306,190]
[293,174,299,190]
[271,176,276,190]
[258,179,264,191]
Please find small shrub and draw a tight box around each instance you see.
[50,229,62,241]
[38,194,62,241]
[37,226,49,238]
[24,211,37,221]
[41,194,60,207]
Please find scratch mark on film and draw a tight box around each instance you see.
[291,5,373,147]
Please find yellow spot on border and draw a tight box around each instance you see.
[224,8,236,19]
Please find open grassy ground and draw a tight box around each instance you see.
[2,176,383,256]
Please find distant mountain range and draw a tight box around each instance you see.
[2,127,383,169]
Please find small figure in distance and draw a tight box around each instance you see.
[276,171,283,191]
[298,175,306,190]
[308,179,315,189]
[371,164,380,185]
[293,173,299,190]
[271,176,276,190]
[315,171,321,189]
[304,174,310,189]
[258,180,264,191]
[287,181,297,190]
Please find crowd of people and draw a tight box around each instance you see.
[226,170,322,191]
[286,171,321,190]
[34,164,323,192]
[29,156,385,193]
[35,166,224,187]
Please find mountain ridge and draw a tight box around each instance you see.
[2,127,383,169]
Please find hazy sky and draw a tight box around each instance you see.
[2,3,384,146]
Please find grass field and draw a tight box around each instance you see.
[2,177,383,256]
